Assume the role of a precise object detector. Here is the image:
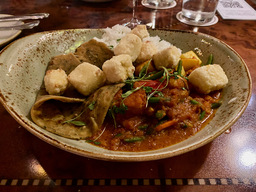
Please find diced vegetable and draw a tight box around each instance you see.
[180,51,202,64]
[180,58,200,70]
[155,119,177,131]
[155,110,166,120]
[180,51,202,70]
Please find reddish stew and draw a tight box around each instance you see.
[88,72,221,152]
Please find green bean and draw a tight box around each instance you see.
[206,54,213,65]
[211,102,222,109]
[177,60,183,76]
[138,124,149,130]
[199,110,206,120]
[124,137,144,143]
[190,99,199,105]
[145,70,164,80]
[148,97,161,103]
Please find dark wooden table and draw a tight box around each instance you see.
[0,0,256,191]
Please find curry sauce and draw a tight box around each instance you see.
[88,72,222,152]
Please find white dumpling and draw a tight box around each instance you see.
[102,54,134,83]
[114,33,142,62]
[188,64,228,94]
[153,46,182,70]
[44,69,68,95]
[68,62,106,96]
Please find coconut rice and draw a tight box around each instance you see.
[94,24,173,52]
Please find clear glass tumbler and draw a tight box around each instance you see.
[181,0,219,24]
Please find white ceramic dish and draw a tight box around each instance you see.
[0,29,252,161]
[0,14,22,47]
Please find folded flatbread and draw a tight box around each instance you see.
[31,83,124,139]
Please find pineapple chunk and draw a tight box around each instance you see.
[181,58,200,70]
[180,51,202,70]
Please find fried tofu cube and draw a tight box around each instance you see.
[102,54,134,83]
[136,41,158,64]
[44,69,69,95]
[188,64,228,94]
[153,46,182,70]
[68,62,106,96]
[130,25,149,39]
[114,34,142,62]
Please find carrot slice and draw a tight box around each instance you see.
[155,119,177,131]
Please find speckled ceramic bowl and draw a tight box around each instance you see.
[0,29,252,161]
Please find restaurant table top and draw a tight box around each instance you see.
[0,0,256,191]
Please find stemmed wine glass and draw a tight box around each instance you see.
[141,0,177,10]
[123,0,142,28]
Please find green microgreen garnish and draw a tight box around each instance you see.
[63,109,86,126]
[112,103,128,114]
[88,101,96,110]
[139,60,151,78]
[108,103,128,128]
[121,84,145,99]
[143,86,153,94]
[68,120,86,126]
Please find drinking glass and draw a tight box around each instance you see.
[181,0,219,24]
[123,0,142,28]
